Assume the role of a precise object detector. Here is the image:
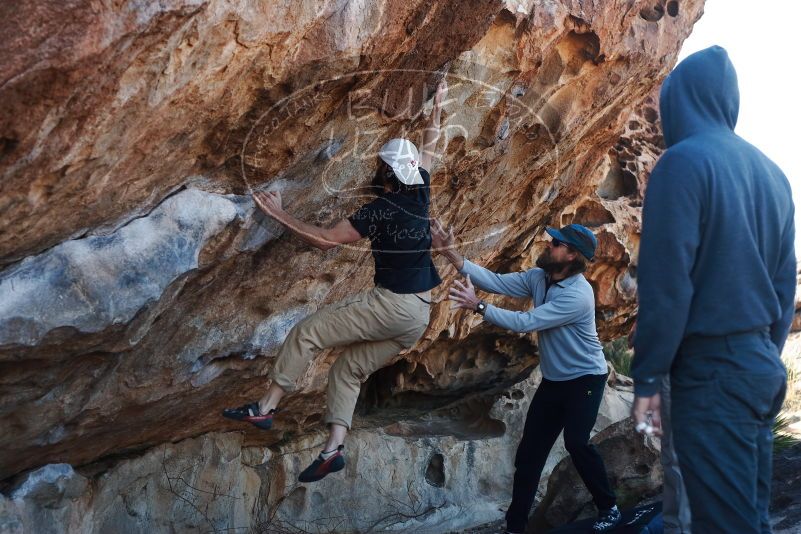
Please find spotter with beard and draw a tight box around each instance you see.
[431,221,620,534]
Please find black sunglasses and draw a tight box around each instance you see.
[552,238,570,249]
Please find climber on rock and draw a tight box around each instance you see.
[431,221,621,533]
[222,80,447,483]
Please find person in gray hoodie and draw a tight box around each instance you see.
[631,46,795,534]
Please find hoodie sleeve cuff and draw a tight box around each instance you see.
[633,379,661,397]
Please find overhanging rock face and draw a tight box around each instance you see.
[1,0,701,518]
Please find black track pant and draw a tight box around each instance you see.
[505,373,617,533]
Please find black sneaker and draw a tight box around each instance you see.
[592,505,621,532]
[298,446,345,483]
[221,402,276,430]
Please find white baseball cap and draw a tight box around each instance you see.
[378,138,424,185]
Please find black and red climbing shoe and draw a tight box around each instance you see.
[221,402,276,430]
[298,446,345,483]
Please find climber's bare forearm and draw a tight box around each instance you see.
[430,218,464,270]
[420,81,446,171]
[420,125,440,170]
[422,107,442,150]
[269,210,362,252]
[272,210,335,250]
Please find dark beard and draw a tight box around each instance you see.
[371,165,388,192]
[371,163,399,194]
[536,248,587,276]
[536,250,570,274]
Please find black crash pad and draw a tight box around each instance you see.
[547,502,662,533]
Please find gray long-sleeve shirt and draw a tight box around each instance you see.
[460,259,607,381]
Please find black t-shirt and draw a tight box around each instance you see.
[348,168,442,294]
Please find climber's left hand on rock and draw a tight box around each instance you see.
[254,190,283,218]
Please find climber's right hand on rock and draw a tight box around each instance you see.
[433,79,447,111]
[254,190,283,219]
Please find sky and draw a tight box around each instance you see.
[677,0,801,248]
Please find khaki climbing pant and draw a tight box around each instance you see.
[270,286,430,429]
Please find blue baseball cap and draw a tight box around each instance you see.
[545,224,598,261]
